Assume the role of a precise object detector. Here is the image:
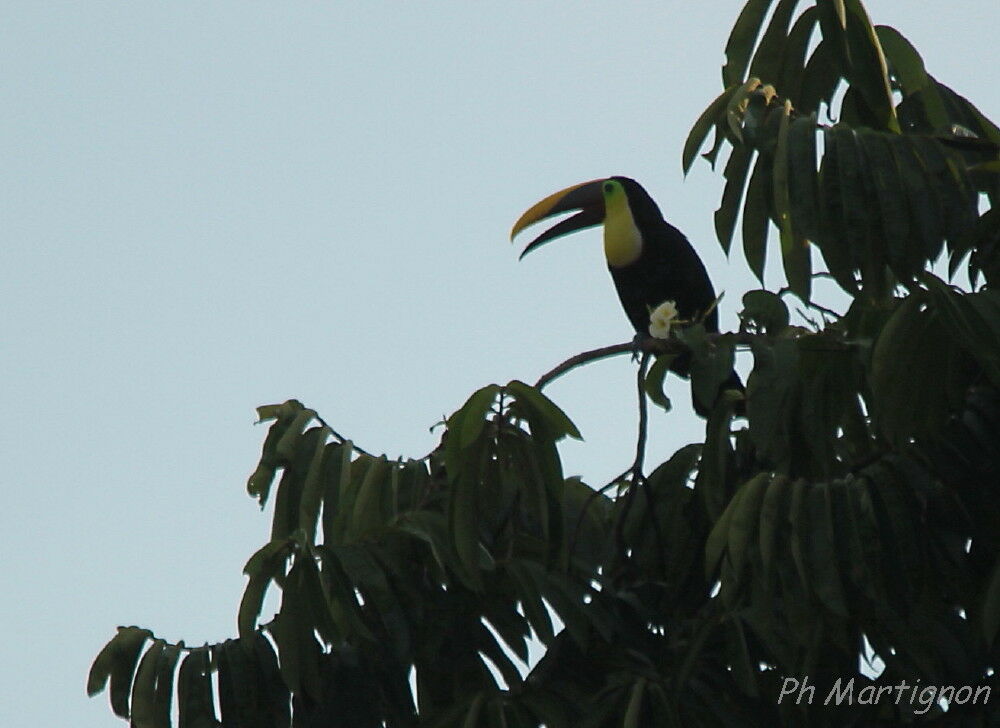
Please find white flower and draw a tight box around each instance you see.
[648,300,679,339]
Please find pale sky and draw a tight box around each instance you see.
[3,2,996,726]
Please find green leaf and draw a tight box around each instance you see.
[908,136,978,262]
[840,0,898,132]
[88,625,155,725]
[87,642,117,698]
[742,155,772,282]
[831,125,869,255]
[247,402,306,507]
[862,132,911,279]
[321,442,352,544]
[726,473,770,585]
[684,86,740,174]
[238,572,272,643]
[331,452,371,539]
[831,125,879,293]
[531,565,595,645]
[311,546,374,642]
[864,463,918,610]
[350,455,390,539]
[395,510,455,574]
[130,639,166,728]
[876,25,948,129]
[270,426,326,541]
[740,289,789,335]
[746,338,799,467]
[870,291,975,446]
[799,41,842,115]
[815,128,858,293]
[483,602,530,664]
[275,408,315,463]
[786,114,820,243]
[177,649,217,728]
[254,635,290,728]
[722,0,774,87]
[890,135,945,264]
[506,562,555,644]
[921,275,1000,383]
[677,325,736,416]
[476,621,524,689]
[726,78,764,142]
[623,677,647,728]
[449,444,485,588]
[152,643,181,728]
[779,7,818,101]
[816,0,848,70]
[298,427,332,544]
[788,478,811,590]
[714,146,754,254]
[217,640,265,728]
[299,550,353,644]
[747,0,800,83]
[758,474,791,585]
[506,380,582,442]
[695,391,738,521]
[455,384,501,449]
[643,354,675,412]
[773,99,812,300]
[705,485,741,580]
[807,483,848,616]
[842,477,883,605]
[267,564,327,700]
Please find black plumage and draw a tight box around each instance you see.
[511,176,743,416]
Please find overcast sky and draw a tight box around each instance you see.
[3,2,997,726]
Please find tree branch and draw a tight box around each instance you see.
[534,342,635,390]
[315,413,373,457]
[533,329,853,392]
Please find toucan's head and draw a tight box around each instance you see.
[510,176,661,268]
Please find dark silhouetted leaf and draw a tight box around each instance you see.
[130,639,166,728]
[88,626,153,719]
[177,649,218,728]
[779,7,818,101]
[685,86,740,174]
[722,0,774,87]
[742,155,772,282]
[714,146,755,254]
[740,290,789,335]
[643,354,675,412]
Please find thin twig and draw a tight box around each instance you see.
[534,342,635,390]
[568,353,655,562]
[534,334,761,391]
[631,352,651,482]
[778,286,843,321]
[568,477,624,561]
[611,353,653,562]
[315,413,373,457]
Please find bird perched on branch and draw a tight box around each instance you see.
[510,176,743,416]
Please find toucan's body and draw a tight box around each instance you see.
[511,176,743,415]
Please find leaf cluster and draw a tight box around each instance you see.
[88,2,1000,726]
[685,0,1000,301]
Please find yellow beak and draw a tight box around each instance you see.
[510,178,607,259]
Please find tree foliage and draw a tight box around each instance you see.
[89,2,1000,726]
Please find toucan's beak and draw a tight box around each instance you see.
[510,178,606,259]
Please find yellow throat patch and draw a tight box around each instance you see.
[601,180,643,268]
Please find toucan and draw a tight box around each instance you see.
[510,176,743,416]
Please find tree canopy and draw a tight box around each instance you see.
[89,1,1000,726]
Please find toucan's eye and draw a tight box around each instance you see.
[603,182,614,193]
